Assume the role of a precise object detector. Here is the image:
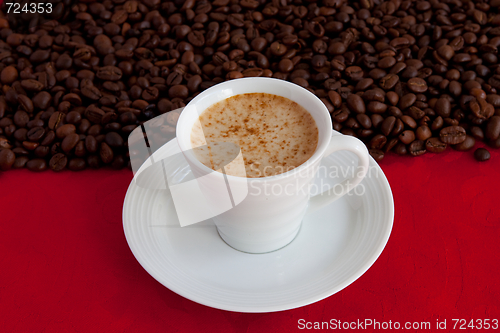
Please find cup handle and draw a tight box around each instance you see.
[306,131,370,215]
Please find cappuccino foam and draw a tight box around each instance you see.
[190,93,319,178]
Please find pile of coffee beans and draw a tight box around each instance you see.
[1,0,499,172]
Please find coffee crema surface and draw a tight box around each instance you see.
[190,93,319,178]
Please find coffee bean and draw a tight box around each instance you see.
[26,159,47,171]
[56,124,76,139]
[369,149,384,162]
[85,135,98,154]
[23,141,39,151]
[0,149,15,170]
[474,148,491,161]
[470,126,484,140]
[440,126,467,144]
[399,93,416,109]
[453,135,476,151]
[346,94,365,114]
[400,115,417,129]
[426,138,447,153]
[357,114,372,129]
[369,134,387,150]
[486,116,500,140]
[1,66,18,84]
[49,153,68,172]
[87,155,101,169]
[368,101,388,114]
[61,133,80,153]
[0,138,13,149]
[96,66,122,81]
[14,111,30,128]
[394,143,407,155]
[68,158,87,171]
[416,126,432,141]
[399,130,416,144]
[378,57,396,69]
[380,74,399,90]
[363,89,385,102]
[34,145,49,158]
[17,95,34,113]
[407,77,428,93]
[434,97,451,118]
[328,91,342,108]
[391,119,405,136]
[100,142,114,164]
[105,132,124,148]
[345,66,364,81]
[13,156,29,169]
[27,127,45,141]
[409,140,426,156]
[381,116,396,136]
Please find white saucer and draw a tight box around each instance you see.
[123,140,394,313]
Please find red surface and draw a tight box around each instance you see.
[1,146,500,332]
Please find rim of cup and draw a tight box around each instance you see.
[176,77,333,182]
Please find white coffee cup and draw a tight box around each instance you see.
[176,78,369,253]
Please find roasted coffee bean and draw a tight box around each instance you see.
[440,126,467,144]
[399,94,416,109]
[1,66,18,84]
[400,115,417,129]
[409,140,426,156]
[381,116,396,136]
[105,132,124,148]
[345,66,364,81]
[346,94,365,114]
[25,158,47,171]
[407,78,428,93]
[453,135,476,151]
[27,127,45,141]
[68,158,87,171]
[85,105,105,124]
[380,74,399,90]
[368,101,388,114]
[391,119,405,136]
[471,127,485,140]
[56,124,76,139]
[357,114,372,129]
[474,148,491,161]
[369,135,387,150]
[14,128,28,142]
[399,130,416,144]
[426,138,447,153]
[49,153,68,172]
[394,143,407,155]
[0,149,16,170]
[369,149,384,162]
[14,111,30,128]
[33,145,49,158]
[85,135,98,154]
[434,97,451,118]
[363,90,384,102]
[486,116,500,140]
[2,0,500,172]
[100,142,114,164]
[13,156,29,169]
[61,133,80,153]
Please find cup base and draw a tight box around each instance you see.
[216,224,302,254]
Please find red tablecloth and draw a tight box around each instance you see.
[1,146,499,332]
